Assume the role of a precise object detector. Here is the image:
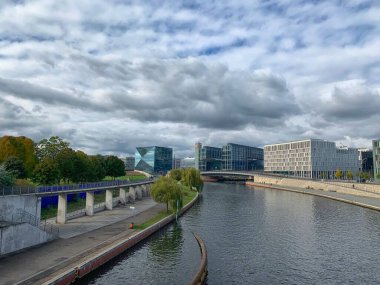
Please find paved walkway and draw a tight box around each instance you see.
[0,197,166,285]
[248,182,380,210]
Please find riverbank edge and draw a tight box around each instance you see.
[31,191,200,285]
[246,181,380,212]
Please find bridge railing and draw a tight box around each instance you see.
[0,179,151,197]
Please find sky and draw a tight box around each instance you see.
[0,0,379,157]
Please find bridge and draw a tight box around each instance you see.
[0,179,154,224]
[200,170,264,181]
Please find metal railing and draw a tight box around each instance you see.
[0,178,152,197]
[0,209,59,237]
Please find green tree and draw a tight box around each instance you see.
[151,176,182,212]
[347,170,353,180]
[0,136,37,177]
[32,158,60,185]
[90,155,106,181]
[335,168,342,180]
[363,172,370,181]
[169,169,182,181]
[35,136,70,162]
[104,156,125,179]
[377,173,380,180]
[3,156,27,179]
[0,165,15,186]
[181,168,203,192]
[56,148,76,183]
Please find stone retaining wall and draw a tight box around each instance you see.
[253,174,380,198]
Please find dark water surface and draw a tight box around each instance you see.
[79,183,380,284]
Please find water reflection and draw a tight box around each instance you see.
[148,223,183,263]
[83,182,380,284]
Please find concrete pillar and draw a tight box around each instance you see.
[136,186,142,200]
[129,186,136,202]
[141,185,147,197]
[86,191,94,216]
[119,188,127,205]
[57,194,67,224]
[106,189,113,210]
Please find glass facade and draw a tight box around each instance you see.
[195,142,263,171]
[125,157,135,171]
[195,143,222,171]
[373,140,380,181]
[135,146,173,174]
[222,143,264,171]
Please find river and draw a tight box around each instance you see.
[78,182,380,284]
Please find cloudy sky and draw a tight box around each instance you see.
[0,0,379,157]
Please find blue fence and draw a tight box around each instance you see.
[0,179,150,197]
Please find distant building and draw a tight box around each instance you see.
[222,143,263,171]
[357,148,373,174]
[173,157,181,169]
[135,146,173,174]
[264,139,360,179]
[180,157,195,168]
[125,156,135,171]
[373,140,380,181]
[195,142,263,171]
[194,143,222,171]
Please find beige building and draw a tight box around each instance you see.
[264,139,360,179]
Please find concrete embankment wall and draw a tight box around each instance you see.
[45,192,199,285]
[0,223,54,256]
[251,174,380,198]
[0,195,41,220]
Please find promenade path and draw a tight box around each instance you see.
[0,197,165,285]
[247,182,380,210]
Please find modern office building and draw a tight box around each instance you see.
[135,146,173,174]
[194,143,222,171]
[357,148,373,174]
[373,140,380,181]
[195,142,263,171]
[264,139,360,179]
[222,143,263,171]
[125,156,135,171]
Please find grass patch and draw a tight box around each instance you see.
[134,186,198,230]
[134,211,172,230]
[103,174,147,181]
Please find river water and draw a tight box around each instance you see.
[79,182,380,284]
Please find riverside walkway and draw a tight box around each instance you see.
[0,197,165,285]
[247,181,380,211]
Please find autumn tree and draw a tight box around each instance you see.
[347,170,353,180]
[335,168,342,180]
[0,136,37,177]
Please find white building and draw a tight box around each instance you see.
[264,139,360,179]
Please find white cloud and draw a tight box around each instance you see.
[0,0,379,156]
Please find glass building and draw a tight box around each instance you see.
[125,156,135,171]
[222,143,264,171]
[194,143,222,171]
[373,140,380,181]
[135,146,173,174]
[195,142,263,171]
